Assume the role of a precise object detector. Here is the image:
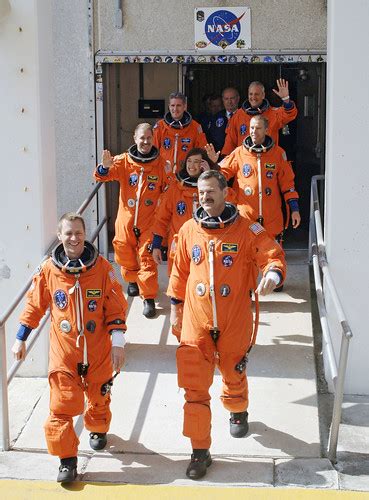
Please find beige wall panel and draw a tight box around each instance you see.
[96,0,327,52]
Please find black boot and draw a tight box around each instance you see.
[127,282,139,297]
[143,298,156,318]
[57,456,77,483]
[274,284,284,292]
[89,432,107,450]
[230,411,249,438]
[186,449,212,480]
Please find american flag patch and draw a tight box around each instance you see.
[249,223,265,235]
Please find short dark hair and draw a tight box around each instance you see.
[208,93,222,103]
[198,170,227,190]
[169,92,187,104]
[180,147,219,173]
[58,212,85,232]
[222,87,239,97]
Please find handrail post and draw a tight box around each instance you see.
[309,174,353,464]
[308,180,314,263]
[0,324,10,451]
[328,328,351,463]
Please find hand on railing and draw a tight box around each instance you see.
[11,339,26,361]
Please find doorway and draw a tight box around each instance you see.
[101,61,326,249]
[184,62,326,248]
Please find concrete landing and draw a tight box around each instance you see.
[1,250,369,494]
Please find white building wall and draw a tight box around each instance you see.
[96,0,327,52]
[0,0,57,375]
[325,0,369,394]
[52,0,97,233]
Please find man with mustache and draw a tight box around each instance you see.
[168,170,286,479]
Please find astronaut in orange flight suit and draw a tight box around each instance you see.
[221,79,297,156]
[153,92,208,174]
[12,213,127,483]
[151,147,220,277]
[94,123,169,319]
[218,115,301,240]
[167,170,286,480]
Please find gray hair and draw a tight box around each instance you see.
[169,92,187,104]
[248,81,265,92]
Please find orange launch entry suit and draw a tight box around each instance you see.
[153,111,207,173]
[17,242,127,459]
[94,145,168,299]
[167,205,286,450]
[222,98,298,156]
[220,136,299,238]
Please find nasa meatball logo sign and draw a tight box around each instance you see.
[195,7,251,51]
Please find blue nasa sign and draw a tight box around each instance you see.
[205,10,242,48]
[195,7,251,51]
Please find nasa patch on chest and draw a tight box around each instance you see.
[191,244,202,264]
[88,300,98,312]
[222,255,233,267]
[54,289,68,310]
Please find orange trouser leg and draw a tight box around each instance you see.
[137,227,158,299]
[84,381,112,433]
[44,371,84,459]
[113,229,140,283]
[177,343,215,450]
[218,350,248,413]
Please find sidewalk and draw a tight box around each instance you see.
[1,250,369,497]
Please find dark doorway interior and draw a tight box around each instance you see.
[102,61,326,250]
[185,62,326,249]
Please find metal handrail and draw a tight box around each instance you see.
[0,182,104,329]
[309,175,353,463]
[0,182,108,451]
